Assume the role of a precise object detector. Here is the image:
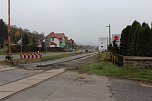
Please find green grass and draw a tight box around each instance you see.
[0,48,7,55]
[80,61,152,83]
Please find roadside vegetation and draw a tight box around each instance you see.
[0,48,7,55]
[80,61,152,83]
[80,52,152,83]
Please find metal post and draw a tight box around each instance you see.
[21,33,22,54]
[106,24,111,45]
[109,24,111,45]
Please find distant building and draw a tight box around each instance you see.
[45,32,75,51]
[99,37,108,52]
[46,32,61,47]
[112,34,121,47]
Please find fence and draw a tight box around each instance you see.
[109,53,123,66]
[123,56,152,67]
[110,53,152,67]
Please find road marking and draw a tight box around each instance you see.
[0,68,65,100]
[139,83,152,88]
[0,66,16,72]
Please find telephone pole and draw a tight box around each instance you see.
[6,0,13,63]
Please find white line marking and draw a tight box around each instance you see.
[139,83,152,88]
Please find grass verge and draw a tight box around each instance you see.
[80,61,152,83]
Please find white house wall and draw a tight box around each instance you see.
[50,38,60,47]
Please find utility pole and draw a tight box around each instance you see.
[106,24,111,45]
[6,0,13,63]
[21,33,22,54]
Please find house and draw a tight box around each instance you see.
[45,32,76,51]
[68,39,76,51]
[65,36,69,51]
[57,33,66,48]
[46,32,61,48]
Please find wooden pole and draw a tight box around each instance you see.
[6,0,13,63]
[8,0,11,55]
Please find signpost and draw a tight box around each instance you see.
[112,34,121,47]
[98,37,108,59]
[99,37,108,52]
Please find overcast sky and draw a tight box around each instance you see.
[0,0,152,45]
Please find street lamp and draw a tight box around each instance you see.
[106,24,111,45]
[6,0,13,63]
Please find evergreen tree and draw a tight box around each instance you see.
[149,27,152,56]
[141,23,150,56]
[120,26,131,55]
[127,21,140,56]
[120,21,152,56]
[0,19,7,48]
[113,40,119,54]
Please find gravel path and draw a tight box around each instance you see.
[110,78,152,101]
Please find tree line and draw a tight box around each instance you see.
[119,21,152,57]
[0,19,44,52]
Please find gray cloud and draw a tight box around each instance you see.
[1,0,152,45]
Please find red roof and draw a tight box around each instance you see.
[47,32,62,42]
[59,33,65,38]
[55,34,62,39]
[48,32,56,38]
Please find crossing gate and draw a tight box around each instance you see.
[20,53,41,59]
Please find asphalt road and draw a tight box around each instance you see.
[2,70,152,101]
[110,78,152,101]
[0,68,42,86]
[2,71,113,101]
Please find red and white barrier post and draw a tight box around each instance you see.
[20,53,41,59]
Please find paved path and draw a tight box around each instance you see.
[0,68,65,100]
[0,65,16,72]
[2,71,113,101]
[0,68,42,86]
[0,67,15,72]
